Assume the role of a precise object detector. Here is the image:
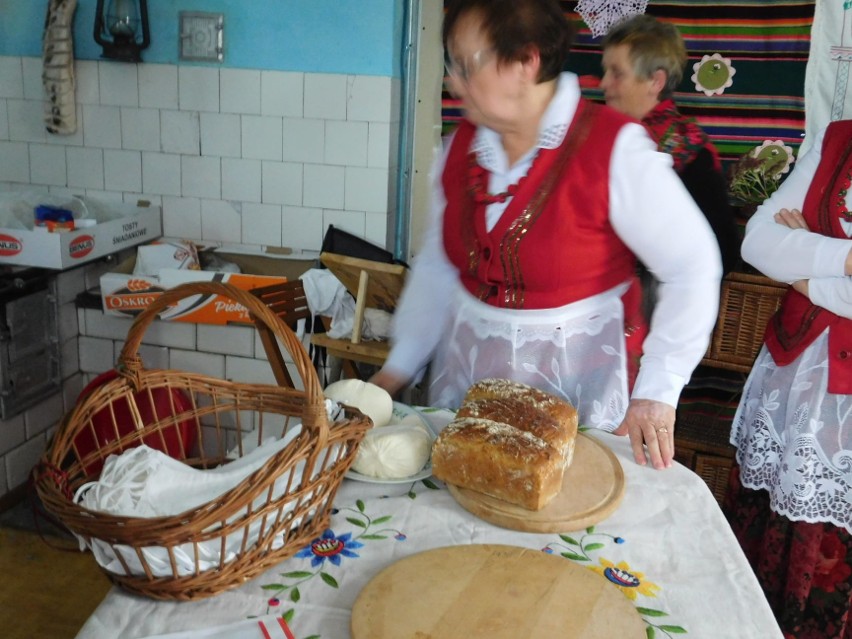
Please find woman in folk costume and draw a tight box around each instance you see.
[725,120,852,638]
[600,13,741,274]
[370,0,722,470]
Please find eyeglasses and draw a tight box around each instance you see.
[444,47,495,83]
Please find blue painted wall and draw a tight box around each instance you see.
[0,0,404,76]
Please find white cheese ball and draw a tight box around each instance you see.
[323,379,393,428]
[351,424,433,479]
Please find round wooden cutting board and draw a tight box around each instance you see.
[447,433,625,532]
[351,544,646,639]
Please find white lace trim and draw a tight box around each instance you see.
[576,0,649,38]
[731,336,852,534]
[735,428,852,534]
[472,123,568,174]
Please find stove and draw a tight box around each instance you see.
[0,265,60,419]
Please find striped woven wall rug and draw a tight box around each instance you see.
[441,0,816,168]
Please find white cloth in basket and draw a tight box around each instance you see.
[73,400,346,577]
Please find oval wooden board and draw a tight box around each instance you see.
[447,433,625,532]
[351,543,646,639]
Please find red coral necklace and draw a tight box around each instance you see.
[834,168,851,222]
[467,152,539,205]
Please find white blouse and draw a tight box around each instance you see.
[385,73,723,408]
[741,125,852,318]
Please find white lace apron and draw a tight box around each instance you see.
[730,331,852,533]
[428,279,630,431]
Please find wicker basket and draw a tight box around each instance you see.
[34,281,371,601]
[701,271,787,373]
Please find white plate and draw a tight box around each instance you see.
[345,403,436,484]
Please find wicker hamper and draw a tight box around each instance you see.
[33,281,371,601]
[701,271,787,372]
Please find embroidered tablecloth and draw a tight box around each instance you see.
[75,409,782,639]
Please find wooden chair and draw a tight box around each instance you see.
[251,279,312,388]
[309,252,408,380]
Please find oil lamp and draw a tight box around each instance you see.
[93,0,150,62]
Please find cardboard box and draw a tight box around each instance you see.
[0,197,162,270]
[100,245,316,325]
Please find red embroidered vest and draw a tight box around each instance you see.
[442,100,637,310]
[763,120,852,394]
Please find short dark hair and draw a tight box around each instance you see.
[442,0,575,83]
[602,14,687,99]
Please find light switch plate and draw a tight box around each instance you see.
[179,12,224,62]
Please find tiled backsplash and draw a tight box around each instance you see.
[0,55,402,500]
[0,56,402,252]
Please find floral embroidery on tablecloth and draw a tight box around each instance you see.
[543,526,687,637]
[257,499,407,638]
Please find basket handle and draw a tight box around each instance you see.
[117,281,326,425]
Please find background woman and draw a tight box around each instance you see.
[371,0,722,470]
[600,14,740,274]
[725,119,852,638]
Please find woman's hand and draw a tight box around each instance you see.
[613,399,676,469]
[367,369,408,398]
[773,208,809,230]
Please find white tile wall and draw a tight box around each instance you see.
[181,156,220,199]
[225,356,278,386]
[242,116,283,161]
[104,149,142,193]
[161,110,201,155]
[0,54,402,499]
[346,167,391,213]
[75,60,100,105]
[0,100,9,140]
[21,57,43,101]
[8,98,46,143]
[261,71,303,117]
[79,335,118,372]
[262,161,302,206]
[283,206,324,250]
[221,69,261,115]
[282,118,324,164]
[178,66,220,112]
[305,74,348,121]
[200,199,242,242]
[0,57,23,98]
[0,142,29,182]
[0,414,25,456]
[200,113,241,157]
[326,120,368,167]
[121,107,161,151]
[139,64,178,110]
[29,143,67,185]
[162,195,203,238]
[6,437,45,490]
[241,202,282,246]
[83,104,122,148]
[304,164,345,209]
[99,62,139,107]
[222,158,261,203]
[24,393,64,439]
[170,349,226,379]
[142,152,182,195]
[197,324,255,357]
[67,147,105,189]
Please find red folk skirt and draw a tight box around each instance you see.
[723,465,852,639]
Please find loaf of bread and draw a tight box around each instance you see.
[432,379,578,510]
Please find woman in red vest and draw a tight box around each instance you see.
[725,120,852,637]
[370,0,723,470]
